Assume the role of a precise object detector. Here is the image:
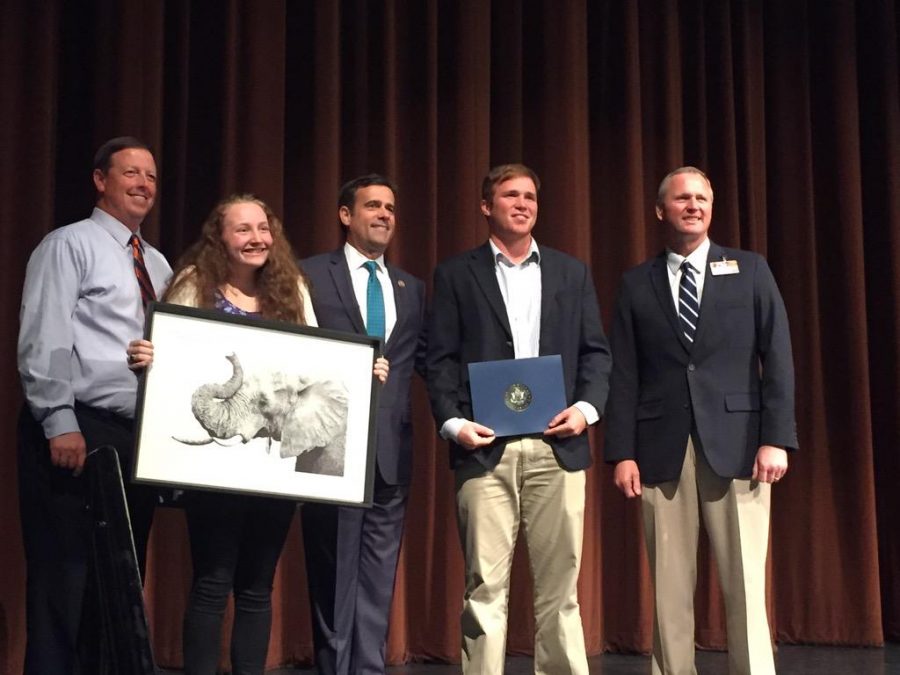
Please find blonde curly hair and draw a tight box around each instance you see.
[163,194,309,325]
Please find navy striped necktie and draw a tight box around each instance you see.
[129,235,156,308]
[678,260,700,343]
[363,260,385,339]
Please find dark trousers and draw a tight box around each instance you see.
[182,491,296,675]
[17,404,158,675]
[302,471,408,675]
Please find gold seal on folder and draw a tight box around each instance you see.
[504,383,533,412]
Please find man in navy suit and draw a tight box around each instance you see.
[426,164,611,674]
[300,174,425,675]
[604,167,798,674]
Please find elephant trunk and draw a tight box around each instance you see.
[190,353,248,440]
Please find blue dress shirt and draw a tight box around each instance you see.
[18,207,172,438]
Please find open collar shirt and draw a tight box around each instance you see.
[490,237,542,359]
[440,236,598,441]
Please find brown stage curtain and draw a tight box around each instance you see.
[1,1,898,672]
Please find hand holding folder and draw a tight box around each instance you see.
[467,355,567,438]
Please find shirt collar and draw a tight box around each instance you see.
[343,242,386,273]
[666,236,710,275]
[489,237,541,268]
[92,207,143,248]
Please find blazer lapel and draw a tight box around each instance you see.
[650,253,692,352]
[328,250,367,335]
[538,247,560,351]
[468,243,513,340]
[385,265,407,350]
[691,241,723,351]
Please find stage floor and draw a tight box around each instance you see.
[162,642,900,674]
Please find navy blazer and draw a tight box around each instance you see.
[604,242,798,484]
[300,249,425,486]
[426,242,612,472]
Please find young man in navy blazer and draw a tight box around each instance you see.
[300,175,425,675]
[426,164,611,675]
[604,167,798,674]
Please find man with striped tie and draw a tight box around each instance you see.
[604,166,798,675]
[17,137,171,674]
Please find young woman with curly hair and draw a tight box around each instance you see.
[163,193,311,323]
[128,194,385,674]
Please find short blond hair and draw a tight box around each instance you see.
[656,166,713,205]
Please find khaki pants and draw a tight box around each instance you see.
[641,438,774,675]
[455,437,588,675]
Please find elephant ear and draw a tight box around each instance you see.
[280,378,350,458]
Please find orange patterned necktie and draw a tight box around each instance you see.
[129,234,156,307]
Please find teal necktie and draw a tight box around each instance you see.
[363,260,385,339]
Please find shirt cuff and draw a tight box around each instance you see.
[41,407,81,439]
[573,401,599,426]
[440,417,468,443]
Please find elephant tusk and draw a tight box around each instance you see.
[172,434,247,447]
[213,435,245,447]
[172,436,214,446]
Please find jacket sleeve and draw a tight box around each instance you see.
[754,257,799,450]
[164,267,202,308]
[572,260,612,415]
[424,263,465,428]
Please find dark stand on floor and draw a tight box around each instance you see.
[86,445,158,675]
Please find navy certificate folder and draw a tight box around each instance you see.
[468,355,566,437]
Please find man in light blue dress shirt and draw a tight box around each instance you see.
[17,136,172,674]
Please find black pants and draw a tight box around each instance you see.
[17,404,158,675]
[182,491,296,675]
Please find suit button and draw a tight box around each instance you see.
[688,363,695,372]
[683,403,689,409]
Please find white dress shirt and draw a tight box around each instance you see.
[344,242,397,343]
[492,238,542,358]
[665,236,710,307]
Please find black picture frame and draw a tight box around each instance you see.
[133,302,380,506]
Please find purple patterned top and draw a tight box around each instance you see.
[214,289,261,318]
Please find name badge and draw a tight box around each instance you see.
[710,259,740,276]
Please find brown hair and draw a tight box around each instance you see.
[93,136,152,173]
[481,163,541,204]
[163,194,309,324]
[338,174,397,211]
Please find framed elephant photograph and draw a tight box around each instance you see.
[132,302,380,506]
